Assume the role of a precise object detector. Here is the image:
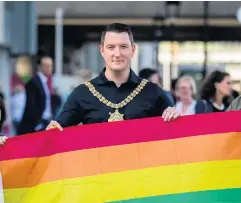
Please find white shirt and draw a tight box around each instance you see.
[37,72,52,120]
[175,100,197,116]
[211,101,225,111]
[11,91,26,122]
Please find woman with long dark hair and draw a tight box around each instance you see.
[199,70,232,113]
[0,98,8,144]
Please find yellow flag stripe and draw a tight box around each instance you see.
[4,160,241,203]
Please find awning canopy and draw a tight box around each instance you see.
[36,1,240,19]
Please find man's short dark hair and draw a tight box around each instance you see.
[100,23,134,45]
[139,68,158,80]
[38,55,52,65]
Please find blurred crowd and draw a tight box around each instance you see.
[139,67,239,115]
[0,55,63,136]
[0,55,239,137]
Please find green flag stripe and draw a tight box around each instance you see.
[110,188,241,203]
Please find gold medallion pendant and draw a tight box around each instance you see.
[108,109,124,122]
[84,79,148,123]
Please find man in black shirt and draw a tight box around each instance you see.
[46,23,179,131]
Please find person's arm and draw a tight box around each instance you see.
[57,87,84,128]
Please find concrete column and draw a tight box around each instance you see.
[131,43,139,74]
[162,62,171,91]
[5,1,37,55]
[0,1,5,44]
[0,46,11,120]
[97,45,105,73]
[55,8,64,77]
[138,42,155,70]
[170,42,179,79]
[0,1,13,136]
[86,42,101,75]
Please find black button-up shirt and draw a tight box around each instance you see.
[57,68,173,127]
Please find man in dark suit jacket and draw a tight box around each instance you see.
[18,56,54,135]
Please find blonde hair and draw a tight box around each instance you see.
[176,75,197,95]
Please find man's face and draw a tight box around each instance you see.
[40,57,53,77]
[100,32,135,72]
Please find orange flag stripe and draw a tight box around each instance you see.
[1,132,240,189]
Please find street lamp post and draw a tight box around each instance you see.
[55,7,64,77]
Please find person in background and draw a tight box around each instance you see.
[0,92,3,101]
[51,88,62,120]
[0,82,4,100]
[17,55,54,135]
[223,88,240,108]
[226,95,241,111]
[0,98,7,144]
[139,68,174,104]
[11,71,25,94]
[11,67,27,135]
[171,78,178,104]
[11,85,26,133]
[175,75,206,115]
[231,89,240,100]
[200,70,232,113]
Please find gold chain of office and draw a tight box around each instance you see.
[84,79,148,122]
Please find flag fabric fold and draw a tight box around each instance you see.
[0,111,240,203]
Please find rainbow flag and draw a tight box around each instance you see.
[0,111,240,203]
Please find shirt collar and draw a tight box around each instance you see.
[37,71,48,83]
[93,67,141,85]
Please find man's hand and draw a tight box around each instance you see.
[0,136,8,145]
[46,120,63,131]
[162,107,180,122]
